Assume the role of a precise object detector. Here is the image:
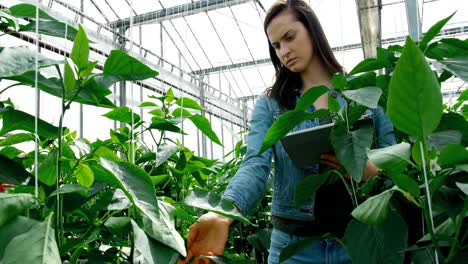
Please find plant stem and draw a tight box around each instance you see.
[419,141,440,263]
[0,83,22,96]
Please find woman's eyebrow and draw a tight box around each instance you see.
[272,29,293,45]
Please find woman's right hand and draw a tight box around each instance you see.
[180,212,234,264]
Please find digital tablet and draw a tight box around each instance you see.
[281,122,335,168]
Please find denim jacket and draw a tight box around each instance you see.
[223,93,396,221]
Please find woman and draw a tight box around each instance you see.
[182,0,396,263]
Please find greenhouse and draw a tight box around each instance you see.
[0,0,467,263]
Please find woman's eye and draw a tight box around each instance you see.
[286,34,294,40]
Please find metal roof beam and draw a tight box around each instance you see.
[192,25,468,74]
[109,0,251,29]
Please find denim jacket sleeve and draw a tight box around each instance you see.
[223,96,273,216]
[372,106,397,148]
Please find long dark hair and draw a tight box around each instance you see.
[264,0,343,110]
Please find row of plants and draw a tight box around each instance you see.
[0,4,272,263]
[259,12,468,264]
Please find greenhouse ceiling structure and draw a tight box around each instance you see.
[0,0,467,159]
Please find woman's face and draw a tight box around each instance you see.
[266,9,314,73]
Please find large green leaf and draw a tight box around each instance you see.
[342,87,382,109]
[38,150,58,186]
[91,188,130,211]
[131,220,179,264]
[150,116,186,134]
[420,12,455,51]
[294,171,331,208]
[0,108,60,139]
[331,125,374,182]
[295,85,329,111]
[20,20,78,41]
[155,143,180,167]
[439,144,468,166]
[99,158,186,255]
[436,112,468,145]
[0,193,37,226]
[387,37,443,140]
[0,46,60,78]
[188,114,222,146]
[8,4,55,20]
[434,56,468,82]
[0,216,37,259]
[75,163,94,188]
[175,97,203,111]
[49,184,88,197]
[1,214,61,264]
[103,50,158,80]
[366,142,412,175]
[343,212,407,264]
[71,24,89,70]
[351,187,396,224]
[247,228,272,254]
[258,109,329,154]
[63,58,76,93]
[0,154,32,184]
[0,133,34,146]
[183,189,250,224]
[103,106,141,125]
[348,58,391,76]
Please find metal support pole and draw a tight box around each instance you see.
[405,0,422,41]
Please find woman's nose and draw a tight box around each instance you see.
[280,44,290,58]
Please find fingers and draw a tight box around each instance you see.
[187,223,199,248]
[319,159,341,170]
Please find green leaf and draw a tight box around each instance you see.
[0,133,34,146]
[0,216,38,259]
[342,87,382,109]
[99,158,186,255]
[103,50,158,80]
[80,61,98,77]
[183,189,250,224]
[20,20,78,41]
[0,193,37,226]
[0,154,31,184]
[331,73,348,89]
[439,144,468,166]
[428,130,462,151]
[343,212,407,264]
[63,58,77,93]
[420,12,455,51]
[71,24,89,70]
[38,150,58,186]
[456,182,468,195]
[175,97,203,111]
[258,109,329,154]
[1,214,61,264]
[388,174,420,199]
[91,188,130,211]
[295,85,329,111]
[0,10,19,31]
[328,96,340,113]
[418,217,456,242]
[366,142,412,175]
[0,108,60,139]
[103,106,141,125]
[348,58,391,76]
[150,116,186,134]
[165,88,175,103]
[139,101,158,107]
[434,56,468,83]
[294,171,331,208]
[104,216,131,239]
[75,163,94,188]
[387,37,443,140]
[131,220,179,264]
[49,184,88,197]
[94,146,121,162]
[247,228,272,253]
[351,187,396,224]
[331,125,374,182]
[155,143,180,167]
[0,46,60,78]
[172,108,192,118]
[8,4,55,20]
[188,114,223,146]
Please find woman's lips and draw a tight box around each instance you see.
[286,58,297,67]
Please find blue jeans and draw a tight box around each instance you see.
[268,229,351,264]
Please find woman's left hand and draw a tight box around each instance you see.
[319,154,381,181]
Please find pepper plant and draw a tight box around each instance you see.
[0,4,253,263]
